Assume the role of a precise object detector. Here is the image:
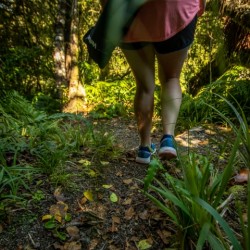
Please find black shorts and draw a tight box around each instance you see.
[120,15,197,54]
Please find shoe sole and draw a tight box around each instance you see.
[159,147,177,160]
[136,156,151,164]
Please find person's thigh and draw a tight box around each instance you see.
[122,44,156,91]
[156,47,189,82]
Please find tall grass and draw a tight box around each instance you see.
[143,95,250,249]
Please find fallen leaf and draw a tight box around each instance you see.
[63,241,81,250]
[54,187,65,202]
[53,242,64,250]
[49,201,68,223]
[139,210,148,220]
[136,239,152,250]
[84,190,94,202]
[234,168,249,183]
[110,192,119,203]
[108,245,120,250]
[116,171,123,177]
[122,198,132,205]
[124,207,135,220]
[242,212,248,223]
[100,161,109,166]
[87,169,97,177]
[130,183,139,190]
[157,229,171,244]
[88,239,99,250]
[130,236,139,242]
[80,196,88,204]
[78,159,91,166]
[123,179,133,185]
[42,214,53,221]
[112,216,121,224]
[0,224,3,233]
[102,184,113,189]
[66,226,80,240]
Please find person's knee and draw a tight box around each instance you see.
[135,80,155,94]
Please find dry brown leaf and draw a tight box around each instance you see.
[242,212,248,223]
[66,226,80,238]
[112,216,121,224]
[80,196,88,205]
[109,244,121,250]
[49,201,68,223]
[116,171,123,177]
[157,229,172,244]
[123,179,133,185]
[63,242,81,250]
[88,239,99,250]
[130,183,139,190]
[138,210,148,220]
[151,212,162,221]
[234,168,249,183]
[0,224,3,233]
[130,236,139,242]
[53,242,64,250]
[122,198,132,205]
[124,207,135,220]
[54,187,66,202]
[128,125,135,129]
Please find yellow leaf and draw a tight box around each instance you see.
[102,184,113,189]
[78,159,91,166]
[136,239,152,250]
[88,169,97,177]
[100,161,109,166]
[42,214,53,221]
[84,190,94,201]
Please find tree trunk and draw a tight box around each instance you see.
[64,0,86,114]
[53,0,67,102]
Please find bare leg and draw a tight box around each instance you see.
[122,45,155,147]
[157,47,189,136]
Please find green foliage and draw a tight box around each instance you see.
[209,95,250,250]
[0,91,122,209]
[86,80,134,118]
[144,97,250,249]
[178,66,250,131]
[143,147,242,249]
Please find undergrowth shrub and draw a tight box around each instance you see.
[178,65,250,131]
[143,97,250,249]
[0,91,122,209]
[85,80,134,118]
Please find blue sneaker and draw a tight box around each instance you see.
[136,143,156,164]
[158,135,177,160]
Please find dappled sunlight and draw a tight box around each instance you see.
[175,125,233,156]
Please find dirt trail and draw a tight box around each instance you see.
[0,117,233,250]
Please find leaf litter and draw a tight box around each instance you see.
[0,118,248,249]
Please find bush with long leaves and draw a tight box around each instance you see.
[143,146,242,249]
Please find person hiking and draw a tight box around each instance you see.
[118,0,206,164]
[97,0,206,164]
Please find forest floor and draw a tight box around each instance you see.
[0,117,247,250]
